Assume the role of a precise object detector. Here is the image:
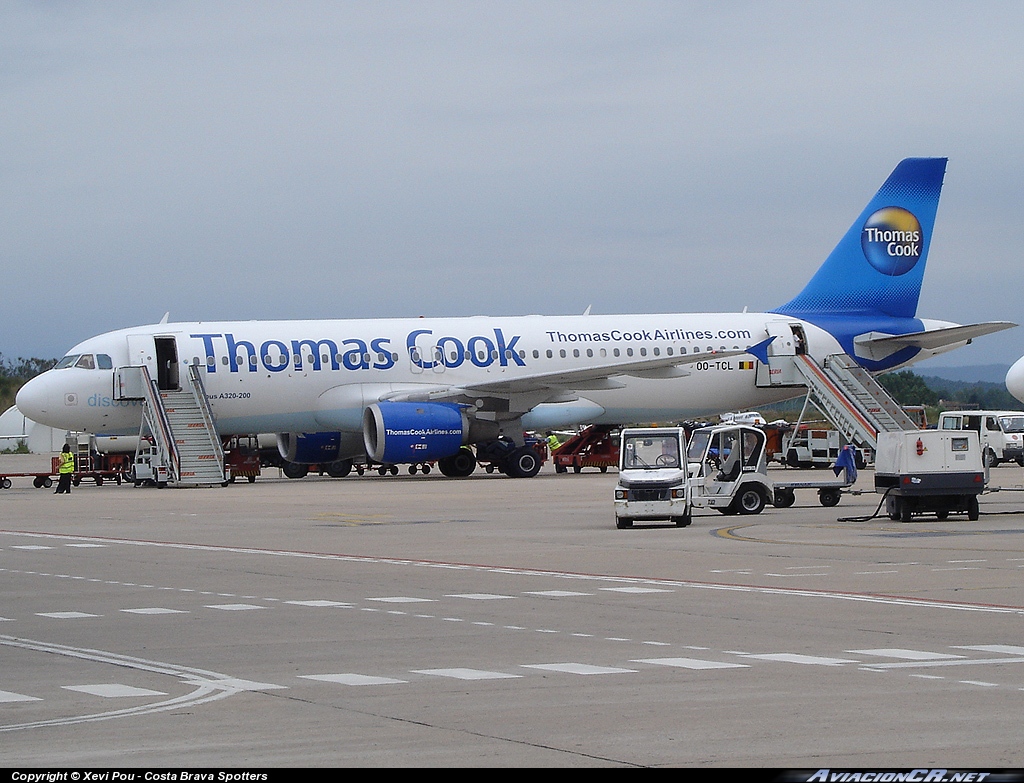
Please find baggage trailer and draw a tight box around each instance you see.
[0,470,54,489]
[0,451,131,490]
[875,430,986,521]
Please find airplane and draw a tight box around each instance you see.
[1006,356,1024,405]
[16,158,1015,478]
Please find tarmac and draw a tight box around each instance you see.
[3,452,1024,768]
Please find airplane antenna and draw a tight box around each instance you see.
[159,312,170,324]
[582,305,592,316]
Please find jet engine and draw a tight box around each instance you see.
[363,402,468,464]
[277,431,362,464]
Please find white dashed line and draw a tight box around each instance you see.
[63,684,167,698]
[300,673,406,686]
[411,668,521,680]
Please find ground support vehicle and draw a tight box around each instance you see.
[937,410,1024,467]
[683,424,775,517]
[614,427,690,528]
[132,442,170,487]
[614,424,860,527]
[781,425,870,470]
[224,436,262,483]
[875,430,986,521]
[552,425,618,473]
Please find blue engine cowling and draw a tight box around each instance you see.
[277,432,343,464]
[363,402,468,464]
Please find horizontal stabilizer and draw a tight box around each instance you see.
[854,321,1016,363]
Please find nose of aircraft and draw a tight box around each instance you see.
[1007,356,1024,405]
[15,372,57,426]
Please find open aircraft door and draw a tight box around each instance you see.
[756,321,807,387]
[121,334,181,394]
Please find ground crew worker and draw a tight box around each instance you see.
[546,432,560,452]
[55,444,75,494]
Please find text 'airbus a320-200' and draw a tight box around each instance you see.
[17,158,1015,478]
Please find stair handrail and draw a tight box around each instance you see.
[186,363,226,476]
[136,365,180,482]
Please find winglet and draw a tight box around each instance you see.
[745,336,775,365]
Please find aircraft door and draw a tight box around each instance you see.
[126,334,157,375]
[123,334,180,391]
[154,337,180,390]
[756,321,806,387]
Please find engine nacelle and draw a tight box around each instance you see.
[363,402,468,464]
[277,432,343,464]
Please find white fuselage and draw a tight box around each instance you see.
[18,312,845,439]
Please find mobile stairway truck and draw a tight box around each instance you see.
[613,423,858,528]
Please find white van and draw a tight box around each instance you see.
[937,410,1024,467]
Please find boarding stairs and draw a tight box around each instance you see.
[790,353,919,450]
[123,364,225,487]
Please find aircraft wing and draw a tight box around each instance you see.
[382,338,775,411]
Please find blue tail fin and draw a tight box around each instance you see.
[774,158,947,321]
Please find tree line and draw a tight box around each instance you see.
[878,370,1019,412]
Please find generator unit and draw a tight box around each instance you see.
[874,430,986,522]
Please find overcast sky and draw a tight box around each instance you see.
[3,2,1022,370]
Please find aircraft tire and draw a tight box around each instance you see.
[438,447,477,478]
[505,447,542,478]
[282,462,308,479]
[325,459,353,478]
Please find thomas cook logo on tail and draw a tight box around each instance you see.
[861,207,923,276]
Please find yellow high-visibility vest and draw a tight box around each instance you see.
[58,452,75,474]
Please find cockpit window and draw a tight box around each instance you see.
[75,354,96,370]
[97,354,113,370]
[54,355,81,369]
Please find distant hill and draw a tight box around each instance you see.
[911,365,1010,385]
